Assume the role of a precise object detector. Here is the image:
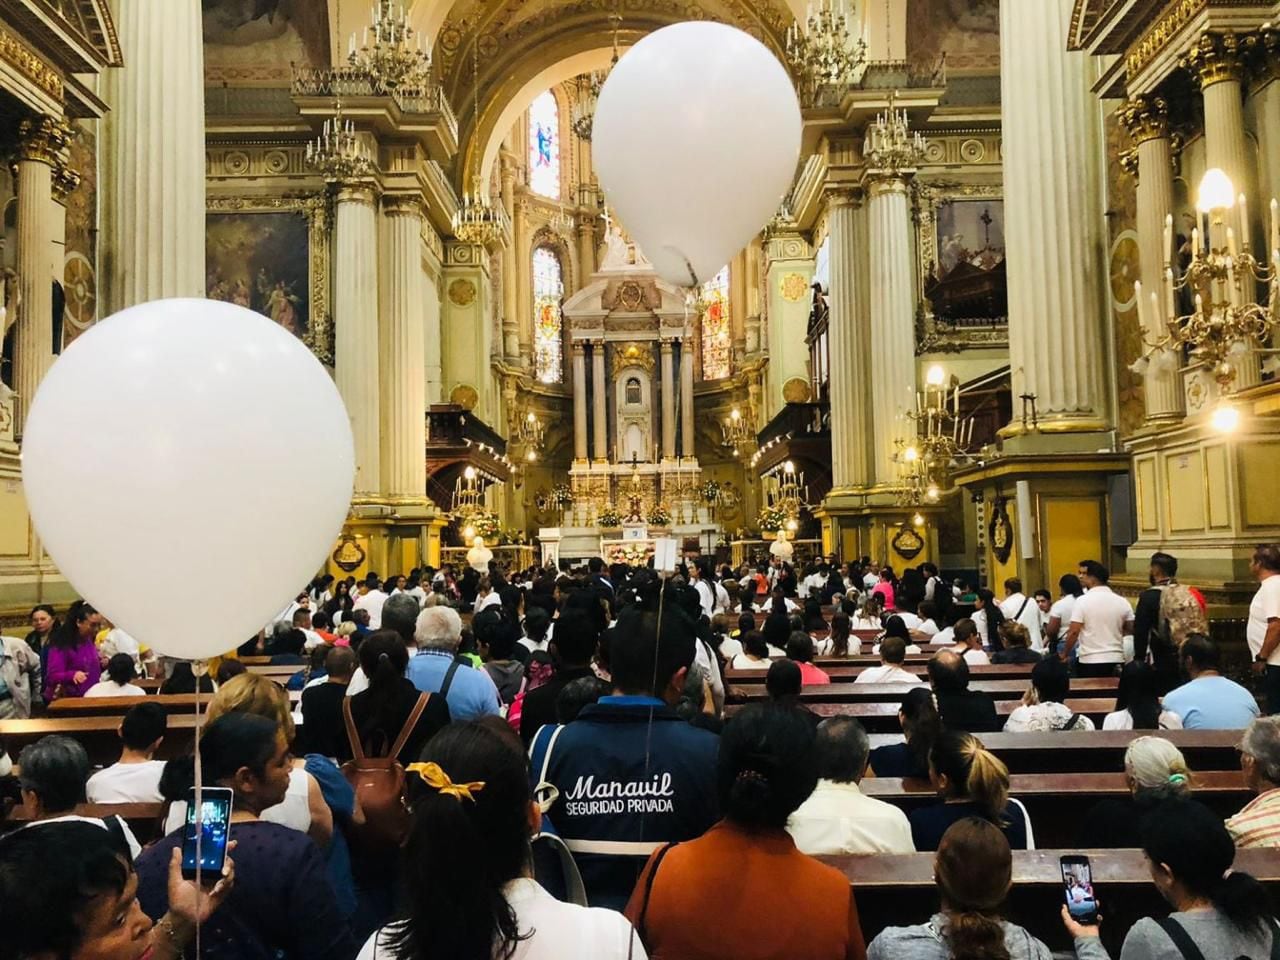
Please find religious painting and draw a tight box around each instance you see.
[923,197,1007,326]
[905,0,1000,74]
[203,0,330,84]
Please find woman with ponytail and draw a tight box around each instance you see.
[359,721,640,959]
[909,731,1032,851]
[625,703,867,959]
[1066,798,1278,959]
[869,818,1052,960]
[344,631,450,765]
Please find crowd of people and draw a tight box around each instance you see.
[0,541,1278,958]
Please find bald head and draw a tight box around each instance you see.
[928,649,969,693]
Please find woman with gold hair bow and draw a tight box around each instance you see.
[356,720,645,960]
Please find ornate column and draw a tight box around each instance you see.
[334,183,381,498]
[572,341,588,462]
[1185,32,1261,389]
[1122,95,1184,423]
[577,216,596,282]
[660,339,676,458]
[379,195,427,502]
[679,337,695,458]
[515,197,533,368]
[826,190,872,490]
[999,0,1108,434]
[101,0,205,311]
[591,340,608,462]
[11,117,65,432]
[500,162,521,363]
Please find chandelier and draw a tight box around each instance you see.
[305,102,373,181]
[865,92,927,174]
[452,36,507,245]
[764,460,812,532]
[721,405,755,456]
[347,1,431,92]
[452,465,491,521]
[570,10,622,140]
[1133,167,1280,430]
[785,0,866,107]
[516,409,545,463]
[549,204,575,235]
[892,364,976,506]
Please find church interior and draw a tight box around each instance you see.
[0,0,1275,619]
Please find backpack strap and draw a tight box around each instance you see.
[1015,595,1031,621]
[387,693,430,760]
[438,658,463,700]
[1155,916,1208,960]
[342,695,365,762]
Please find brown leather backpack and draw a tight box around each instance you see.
[340,692,430,850]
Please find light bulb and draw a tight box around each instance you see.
[526,411,536,423]
[784,460,796,474]
[926,484,939,501]
[463,525,476,539]
[1197,168,1236,213]
[526,449,537,462]
[926,364,945,387]
[912,513,925,526]
[904,446,919,462]
[1210,400,1240,433]
[464,466,477,480]
[730,407,741,421]
[786,518,798,532]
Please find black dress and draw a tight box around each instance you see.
[340,676,451,764]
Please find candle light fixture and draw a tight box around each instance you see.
[785,0,867,107]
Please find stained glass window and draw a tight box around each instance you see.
[700,265,731,380]
[529,91,560,199]
[533,247,564,384]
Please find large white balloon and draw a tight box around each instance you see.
[21,298,354,661]
[592,21,802,288]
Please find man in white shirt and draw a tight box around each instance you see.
[292,607,326,652]
[87,702,168,804]
[862,563,880,591]
[854,636,924,685]
[1247,544,1280,715]
[1062,561,1134,677]
[787,716,914,855]
[352,574,389,630]
[948,618,990,665]
[999,577,1043,643]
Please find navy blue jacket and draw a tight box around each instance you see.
[537,696,719,909]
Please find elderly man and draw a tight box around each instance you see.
[1227,715,1280,847]
[405,605,501,720]
[928,649,999,732]
[787,716,914,855]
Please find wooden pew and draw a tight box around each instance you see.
[245,664,305,681]
[862,729,1245,774]
[724,663,1036,682]
[727,678,1119,704]
[0,715,200,766]
[723,698,1119,731]
[47,690,301,718]
[1,802,168,845]
[829,848,1280,953]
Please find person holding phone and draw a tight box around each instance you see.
[867,818,1053,959]
[1064,799,1279,960]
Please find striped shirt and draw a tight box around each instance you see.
[1226,788,1280,847]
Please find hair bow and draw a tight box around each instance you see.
[407,762,486,802]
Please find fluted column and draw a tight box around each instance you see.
[577,216,596,282]
[334,183,381,497]
[999,0,1108,432]
[379,196,427,501]
[660,339,676,458]
[827,191,871,489]
[515,198,533,368]
[500,163,521,363]
[1122,96,1185,423]
[12,118,63,433]
[679,338,695,458]
[1185,32,1261,389]
[865,177,917,485]
[591,340,608,461]
[101,0,205,311]
[572,341,588,462]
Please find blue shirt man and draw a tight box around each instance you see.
[1163,633,1261,730]
[405,605,501,720]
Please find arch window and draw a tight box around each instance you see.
[532,247,564,384]
[700,265,731,380]
[529,90,560,199]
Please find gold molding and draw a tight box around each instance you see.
[1120,94,1169,145]
[50,160,80,203]
[1126,0,1208,80]
[14,115,71,167]
[0,26,62,101]
[1182,31,1246,89]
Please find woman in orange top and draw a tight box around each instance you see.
[625,702,866,960]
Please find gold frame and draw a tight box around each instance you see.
[206,194,334,365]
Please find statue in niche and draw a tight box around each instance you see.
[625,376,641,405]
[626,492,645,523]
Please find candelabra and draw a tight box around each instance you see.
[1133,167,1280,430]
[865,92,927,173]
[452,36,507,246]
[892,364,976,505]
[549,204,575,236]
[346,1,431,92]
[721,405,754,456]
[305,102,373,181]
[763,460,812,531]
[785,0,866,107]
[452,465,485,519]
[516,409,545,463]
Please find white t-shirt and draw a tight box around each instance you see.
[358,878,643,960]
[1102,708,1183,731]
[731,653,771,670]
[929,627,955,646]
[961,647,991,666]
[473,592,502,615]
[1048,595,1077,634]
[1003,701,1095,733]
[22,815,142,860]
[87,760,167,803]
[1069,586,1134,664]
[693,579,716,619]
[84,680,146,698]
[718,636,744,660]
[917,619,939,637]
[895,612,922,631]
[165,767,312,835]
[1000,593,1044,642]
[854,664,923,685]
[353,589,389,629]
[873,643,921,656]
[1247,575,1280,666]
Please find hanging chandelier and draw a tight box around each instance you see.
[549,204,575,236]
[452,39,506,245]
[305,101,373,181]
[865,92,927,174]
[720,405,755,457]
[570,9,622,140]
[347,1,431,93]
[891,364,976,506]
[785,0,866,108]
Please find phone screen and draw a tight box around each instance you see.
[1060,857,1098,924]
[182,789,232,878]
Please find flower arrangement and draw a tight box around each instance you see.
[550,483,574,508]
[467,512,502,541]
[701,479,722,504]
[758,505,787,533]
[608,541,654,566]
[647,504,671,526]
[597,505,622,527]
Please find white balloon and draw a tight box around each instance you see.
[592,21,802,288]
[21,298,354,661]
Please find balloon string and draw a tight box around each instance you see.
[193,660,204,959]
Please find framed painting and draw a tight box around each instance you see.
[206,196,332,363]
[915,182,1008,354]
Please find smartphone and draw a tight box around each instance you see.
[1060,855,1098,925]
[181,786,234,881]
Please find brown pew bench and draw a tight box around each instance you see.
[727,678,1119,704]
[829,848,1280,954]
[245,664,306,681]
[0,715,200,766]
[1,802,168,845]
[723,698,1119,732]
[724,663,1036,682]
[47,690,301,718]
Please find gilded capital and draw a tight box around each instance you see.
[15,115,71,167]
[51,161,81,203]
[1182,32,1245,89]
[381,194,424,218]
[1120,95,1169,144]
[335,182,379,207]
[1244,28,1280,85]
[1119,148,1140,179]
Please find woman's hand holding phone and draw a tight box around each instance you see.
[1060,903,1101,940]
